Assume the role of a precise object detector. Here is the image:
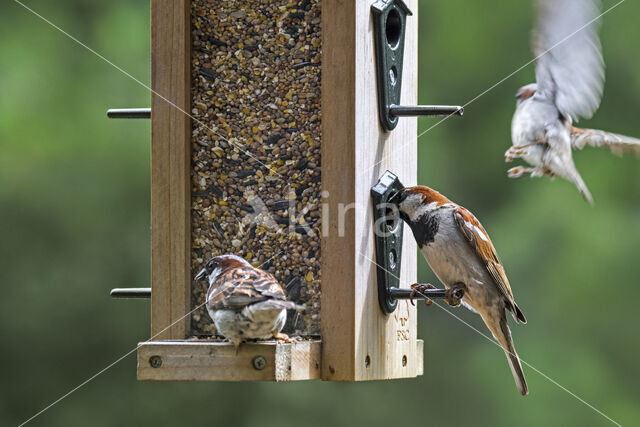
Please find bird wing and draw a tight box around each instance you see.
[453,207,515,304]
[533,0,604,122]
[570,126,640,155]
[208,267,286,310]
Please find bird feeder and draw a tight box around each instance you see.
[111,0,460,382]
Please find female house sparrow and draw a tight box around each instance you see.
[194,254,301,352]
[506,0,640,204]
[391,186,528,395]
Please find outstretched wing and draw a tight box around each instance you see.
[453,206,525,323]
[571,126,640,155]
[208,267,286,310]
[533,0,604,122]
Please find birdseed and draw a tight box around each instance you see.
[190,0,321,337]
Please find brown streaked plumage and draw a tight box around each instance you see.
[401,185,451,206]
[453,206,525,323]
[570,126,640,155]
[207,263,287,310]
[195,254,302,353]
[395,186,528,395]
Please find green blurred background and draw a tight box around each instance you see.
[1,0,639,425]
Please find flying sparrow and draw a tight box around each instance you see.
[507,0,640,204]
[194,254,302,353]
[392,186,528,395]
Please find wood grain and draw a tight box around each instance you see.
[137,340,322,381]
[150,0,192,340]
[321,0,420,381]
[321,0,357,381]
[146,0,422,381]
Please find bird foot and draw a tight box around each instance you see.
[505,142,545,162]
[410,283,436,306]
[505,147,527,162]
[508,166,552,179]
[507,166,532,179]
[231,340,243,356]
[273,332,297,344]
[444,286,465,307]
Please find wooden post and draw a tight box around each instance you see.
[150,0,192,340]
[321,0,419,381]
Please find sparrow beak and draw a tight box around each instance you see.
[194,268,208,281]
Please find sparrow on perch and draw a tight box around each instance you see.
[507,0,640,203]
[194,254,301,353]
[392,186,528,395]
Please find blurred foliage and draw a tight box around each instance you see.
[1,0,639,426]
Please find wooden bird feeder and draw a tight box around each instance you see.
[115,0,461,382]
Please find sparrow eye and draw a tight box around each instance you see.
[206,259,217,270]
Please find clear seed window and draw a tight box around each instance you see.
[190,0,322,337]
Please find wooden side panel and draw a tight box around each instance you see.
[137,341,322,381]
[354,0,419,381]
[150,0,192,340]
[321,0,357,380]
[321,0,420,381]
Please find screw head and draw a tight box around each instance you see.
[149,355,162,368]
[252,356,266,370]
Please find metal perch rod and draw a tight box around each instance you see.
[388,285,464,305]
[388,286,447,300]
[389,105,463,117]
[107,108,151,119]
[110,288,151,298]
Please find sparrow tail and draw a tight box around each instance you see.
[571,126,640,156]
[485,314,528,396]
[260,300,305,311]
[499,317,528,396]
[568,170,594,205]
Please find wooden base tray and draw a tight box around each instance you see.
[137,339,423,382]
[137,340,322,381]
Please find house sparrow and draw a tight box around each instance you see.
[194,254,302,352]
[507,0,640,204]
[391,186,528,395]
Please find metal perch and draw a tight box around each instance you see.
[388,284,464,307]
[106,108,151,119]
[110,287,151,298]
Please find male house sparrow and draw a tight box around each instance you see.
[506,0,640,204]
[392,186,528,395]
[194,254,301,352]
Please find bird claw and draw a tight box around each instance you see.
[410,283,436,306]
[505,141,546,163]
[505,148,526,163]
[444,287,465,307]
[273,332,297,344]
[507,166,527,178]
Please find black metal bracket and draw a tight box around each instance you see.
[371,0,463,132]
[371,171,405,314]
[107,108,151,119]
[110,288,151,299]
[371,171,465,314]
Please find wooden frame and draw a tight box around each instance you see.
[141,0,421,382]
[150,0,192,341]
[138,341,322,381]
[321,0,419,381]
